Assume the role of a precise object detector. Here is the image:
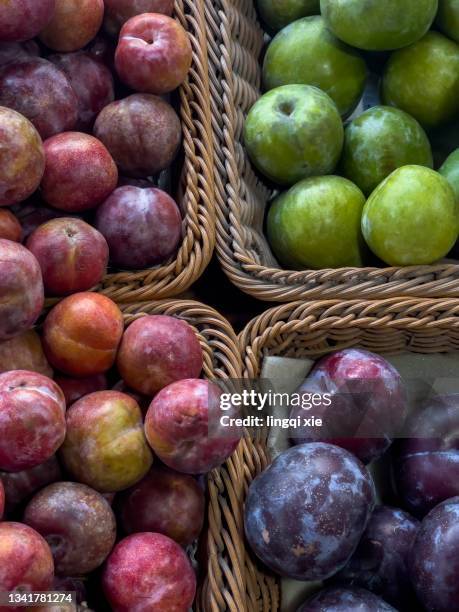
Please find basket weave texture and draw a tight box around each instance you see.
[205,0,459,301]
[199,298,459,612]
[91,0,215,302]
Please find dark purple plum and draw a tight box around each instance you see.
[49,52,114,131]
[410,497,459,612]
[244,443,376,580]
[95,186,182,268]
[290,349,407,464]
[0,57,78,139]
[0,456,62,514]
[23,481,116,575]
[0,40,40,66]
[392,394,459,517]
[297,586,397,611]
[332,505,419,608]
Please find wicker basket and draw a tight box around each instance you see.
[81,0,215,302]
[118,299,243,611]
[205,0,459,301]
[198,298,459,612]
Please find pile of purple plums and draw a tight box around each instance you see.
[245,348,459,611]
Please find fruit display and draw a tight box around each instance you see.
[3,0,459,610]
[244,2,459,271]
[238,328,459,611]
[0,0,193,297]
[0,0,209,609]
[0,300,239,609]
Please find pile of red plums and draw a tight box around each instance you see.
[0,2,230,609]
[0,0,193,299]
[245,348,459,611]
[0,288,239,610]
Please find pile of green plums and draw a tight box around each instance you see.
[245,0,459,269]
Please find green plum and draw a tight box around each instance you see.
[362,165,459,266]
[437,0,459,43]
[439,149,459,202]
[381,32,459,129]
[256,0,319,31]
[262,16,366,117]
[320,0,438,51]
[244,84,344,185]
[267,175,366,269]
[341,106,433,195]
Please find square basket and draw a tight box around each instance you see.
[198,298,459,611]
[205,0,459,301]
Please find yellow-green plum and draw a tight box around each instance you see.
[267,176,366,270]
[437,0,459,43]
[382,32,459,129]
[320,0,438,51]
[256,0,319,32]
[439,149,459,203]
[244,85,343,186]
[262,16,366,117]
[341,106,433,195]
[60,390,153,493]
[362,165,459,266]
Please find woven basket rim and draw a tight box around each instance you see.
[239,297,459,373]
[88,0,215,303]
[206,0,459,301]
